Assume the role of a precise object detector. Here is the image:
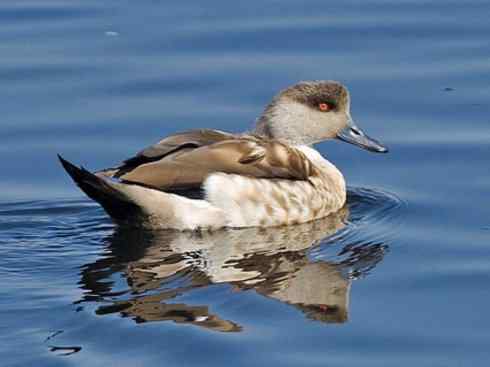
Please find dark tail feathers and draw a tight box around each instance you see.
[57,155,141,223]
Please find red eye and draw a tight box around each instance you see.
[318,103,330,112]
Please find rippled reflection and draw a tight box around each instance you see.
[77,189,397,332]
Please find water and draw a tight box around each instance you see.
[1,1,489,366]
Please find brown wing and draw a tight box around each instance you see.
[104,129,235,176]
[98,129,317,191]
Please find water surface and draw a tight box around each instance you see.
[1,1,490,366]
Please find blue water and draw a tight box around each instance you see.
[1,1,490,366]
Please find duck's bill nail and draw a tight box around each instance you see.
[337,124,388,153]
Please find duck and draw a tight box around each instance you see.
[58,80,387,230]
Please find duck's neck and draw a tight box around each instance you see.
[253,100,325,146]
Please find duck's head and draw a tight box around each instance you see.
[255,80,388,153]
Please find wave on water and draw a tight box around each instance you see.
[0,187,404,334]
[309,187,404,279]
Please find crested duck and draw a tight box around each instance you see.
[59,80,387,230]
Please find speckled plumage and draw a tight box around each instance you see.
[204,146,345,228]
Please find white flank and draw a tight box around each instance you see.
[204,146,346,228]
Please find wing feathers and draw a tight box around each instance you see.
[237,144,267,164]
[101,129,317,192]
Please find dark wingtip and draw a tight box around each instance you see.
[56,154,95,188]
[57,154,82,180]
[56,154,141,223]
[57,153,73,169]
[57,153,68,168]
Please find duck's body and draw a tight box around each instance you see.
[59,132,345,229]
[59,81,387,230]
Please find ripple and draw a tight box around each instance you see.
[322,186,404,243]
[309,187,404,278]
[0,199,95,216]
[1,0,489,364]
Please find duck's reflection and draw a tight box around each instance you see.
[78,205,388,332]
